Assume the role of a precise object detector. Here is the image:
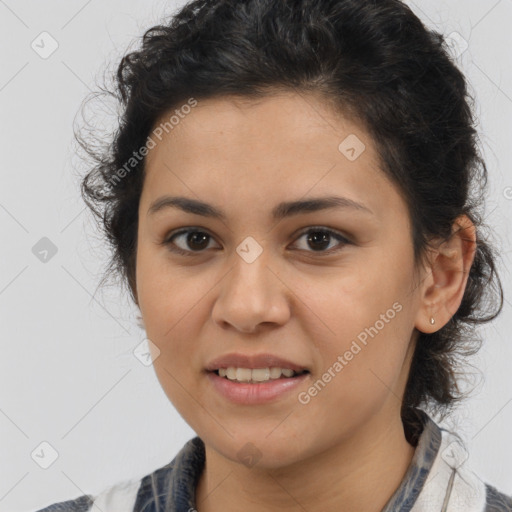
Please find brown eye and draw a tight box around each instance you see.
[163,229,219,255]
[292,227,351,254]
[162,226,351,257]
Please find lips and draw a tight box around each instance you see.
[204,352,310,373]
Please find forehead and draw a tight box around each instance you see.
[141,92,406,222]
[147,91,371,164]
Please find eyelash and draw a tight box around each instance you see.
[161,226,352,257]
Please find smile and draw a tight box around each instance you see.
[207,369,310,404]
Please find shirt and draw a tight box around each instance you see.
[33,409,512,511]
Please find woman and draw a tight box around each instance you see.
[35,0,512,510]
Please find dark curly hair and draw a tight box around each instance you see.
[76,0,503,441]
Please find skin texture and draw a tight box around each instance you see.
[135,91,476,512]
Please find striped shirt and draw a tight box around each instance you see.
[33,409,512,511]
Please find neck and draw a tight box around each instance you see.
[195,411,417,512]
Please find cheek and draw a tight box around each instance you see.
[136,242,195,333]
[137,258,207,418]
[135,250,202,402]
[300,260,413,401]
[139,274,202,365]
[303,260,408,343]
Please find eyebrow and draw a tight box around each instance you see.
[147,195,373,220]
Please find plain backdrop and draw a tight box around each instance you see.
[1,1,511,511]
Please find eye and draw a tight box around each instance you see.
[162,228,219,256]
[291,226,351,254]
[162,226,351,256]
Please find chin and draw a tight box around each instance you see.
[206,431,310,470]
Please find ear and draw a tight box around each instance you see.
[130,280,144,328]
[136,313,146,330]
[414,214,477,333]
[130,275,139,307]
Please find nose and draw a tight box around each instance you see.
[211,247,291,334]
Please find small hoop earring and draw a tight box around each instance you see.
[430,317,435,325]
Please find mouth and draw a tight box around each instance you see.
[209,367,310,384]
[204,353,311,403]
[206,368,311,404]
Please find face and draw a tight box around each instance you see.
[135,91,425,468]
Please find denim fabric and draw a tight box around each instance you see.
[131,437,205,512]
[34,494,94,512]
[485,484,512,511]
[32,409,512,512]
[381,408,442,511]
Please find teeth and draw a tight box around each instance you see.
[217,367,304,382]
[248,368,269,381]
[270,367,282,379]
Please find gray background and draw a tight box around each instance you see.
[0,1,511,511]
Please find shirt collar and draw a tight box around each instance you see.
[163,408,441,512]
[381,408,443,511]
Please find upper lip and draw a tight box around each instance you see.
[205,353,310,373]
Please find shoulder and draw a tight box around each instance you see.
[31,437,204,512]
[32,494,94,512]
[484,483,512,512]
[32,470,162,512]
[32,453,182,512]
[433,426,512,512]
[405,410,512,512]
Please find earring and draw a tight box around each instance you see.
[430,317,435,325]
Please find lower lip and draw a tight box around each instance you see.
[206,371,310,405]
